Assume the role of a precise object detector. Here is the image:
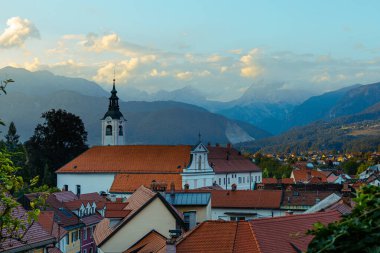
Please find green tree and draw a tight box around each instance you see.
[307,185,380,253]
[262,168,269,178]
[0,149,45,246]
[342,159,360,175]
[26,109,88,185]
[5,122,20,151]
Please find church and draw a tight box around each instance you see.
[56,79,262,195]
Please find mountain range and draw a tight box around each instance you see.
[0,67,270,145]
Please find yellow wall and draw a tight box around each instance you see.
[175,202,211,224]
[101,198,178,253]
[65,228,81,253]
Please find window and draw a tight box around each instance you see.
[219,178,221,185]
[228,177,230,184]
[106,125,112,136]
[198,156,202,170]
[83,228,87,240]
[89,248,93,253]
[76,185,81,196]
[63,185,68,191]
[223,178,226,185]
[230,216,245,221]
[238,177,242,184]
[66,234,69,245]
[83,250,87,253]
[243,177,245,183]
[184,211,197,230]
[118,125,123,136]
[255,176,257,182]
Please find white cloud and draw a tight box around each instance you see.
[150,68,168,77]
[176,71,192,80]
[239,48,263,78]
[93,59,139,84]
[220,66,228,73]
[198,70,211,77]
[207,54,222,63]
[0,17,40,48]
[228,49,242,55]
[9,57,40,71]
[311,72,330,83]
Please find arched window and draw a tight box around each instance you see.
[198,156,202,170]
[119,125,123,136]
[106,125,112,136]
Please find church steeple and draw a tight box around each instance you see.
[103,78,123,120]
[101,76,126,146]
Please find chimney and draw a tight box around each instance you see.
[166,229,181,253]
[231,184,237,191]
[226,150,230,160]
[216,143,220,147]
[341,183,351,206]
[184,184,189,190]
[307,170,312,181]
[170,182,175,195]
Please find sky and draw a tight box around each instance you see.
[1,0,380,101]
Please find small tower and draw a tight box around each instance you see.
[101,77,126,146]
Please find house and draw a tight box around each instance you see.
[359,164,380,179]
[56,82,262,194]
[290,169,327,183]
[174,211,341,253]
[93,186,185,253]
[0,205,56,253]
[208,144,262,190]
[38,211,68,253]
[210,189,283,220]
[164,190,212,229]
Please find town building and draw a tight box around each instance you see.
[56,81,262,194]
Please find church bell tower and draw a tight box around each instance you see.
[101,78,126,146]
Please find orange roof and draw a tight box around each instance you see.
[176,220,260,253]
[262,178,278,184]
[56,145,191,174]
[280,178,295,184]
[177,211,341,253]
[250,211,341,252]
[38,211,55,235]
[211,190,282,209]
[124,230,167,253]
[110,173,183,192]
[292,169,327,183]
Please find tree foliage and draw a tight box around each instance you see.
[0,151,46,246]
[5,122,20,151]
[254,154,293,179]
[307,185,380,253]
[26,109,88,185]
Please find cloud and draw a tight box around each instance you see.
[0,17,40,48]
[239,48,263,78]
[9,57,40,71]
[150,68,168,77]
[207,54,222,63]
[311,72,330,83]
[176,71,193,80]
[93,59,140,84]
[228,49,242,55]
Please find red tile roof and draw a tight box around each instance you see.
[124,230,167,253]
[211,190,282,209]
[176,220,260,253]
[176,211,341,253]
[110,173,183,192]
[282,190,336,207]
[291,169,327,183]
[38,211,67,240]
[249,211,341,253]
[105,210,131,218]
[208,147,261,174]
[0,206,55,252]
[262,178,278,184]
[81,214,103,226]
[56,145,191,174]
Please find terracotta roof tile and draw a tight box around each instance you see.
[81,214,103,226]
[282,190,337,207]
[63,199,83,210]
[208,147,261,174]
[110,173,182,192]
[38,211,55,234]
[105,202,129,211]
[56,145,191,173]
[250,211,341,253]
[105,210,131,218]
[262,178,278,184]
[176,220,260,253]
[124,230,167,253]
[93,218,113,246]
[292,169,327,183]
[211,190,282,209]
[280,178,295,184]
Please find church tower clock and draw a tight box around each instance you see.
[101,78,126,146]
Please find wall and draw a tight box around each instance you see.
[100,197,179,253]
[214,171,262,190]
[175,202,211,224]
[57,173,115,194]
[81,225,96,253]
[211,208,284,220]
[181,173,215,189]
[65,228,81,253]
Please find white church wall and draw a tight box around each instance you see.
[211,208,284,220]
[214,171,262,190]
[57,173,115,194]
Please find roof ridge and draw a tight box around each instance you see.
[248,222,262,253]
[251,210,340,223]
[232,221,240,252]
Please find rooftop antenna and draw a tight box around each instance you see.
[113,65,116,89]
[198,131,202,143]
